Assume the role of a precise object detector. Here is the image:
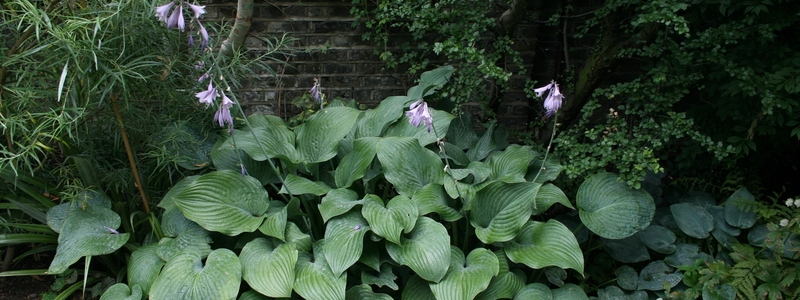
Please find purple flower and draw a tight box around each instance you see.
[155,2,175,22]
[187,3,207,19]
[188,34,194,47]
[103,226,120,234]
[198,22,209,50]
[214,91,234,128]
[310,78,322,108]
[195,80,218,105]
[195,61,205,69]
[198,72,210,82]
[167,3,185,31]
[534,81,564,117]
[406,99,433,132]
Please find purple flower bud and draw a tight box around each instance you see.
[198,72,210,82]
[406,99,433,132]
[104,226,120,234]
[187,3,207,19]
[310,78,322,108]
[195,80,218,105]
[198,22,209,50]
[167,4,185,31]
[214,91,235,128]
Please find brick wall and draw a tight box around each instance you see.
[202,0,575,129]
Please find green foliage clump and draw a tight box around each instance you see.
[350,0,523,113]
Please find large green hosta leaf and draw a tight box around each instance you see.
[429,247,500,300]
[532,183,574,215]
[319,188,363,222]
[514,283,553,300]
[172,170,269,236]
[361,263,399,290]
[279,174,331,196]
[99,283,142,300]
[402,275,437,300]
[376,137,445,197]
[296,106,361,164]
[150,248,241,300]
[362,194,418,245]
[225,114,300,163]
[475,250,526,300]
[486,145,535,182]
[335,137,379,188]
[323,212,369,276]
[240,238,298,298]
[670,202,714,239]
[345,284,393,300]
[156,207,212,261]
[46,191,129,274]
[470,181,540,244]
[259,200,291,241]
[724,187,757,229]
[407,66,454,100]
[411,183,462,222]
[294,245,347,300]
[127,244,164,295]
[577,173,655,239]
[386,217,451,282]
[355,96,409,138]
[505,220,584,275]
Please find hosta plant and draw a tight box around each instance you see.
[47,66,657,299]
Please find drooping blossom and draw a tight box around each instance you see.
[534,81,564,117]
[787,198,795,207]
[406,99,433,132]
[155,2,175,22]
[167,4,185,31]
[198,22,210,50]
[214,91,235,129]
[195,80,218,105]
[187,3,207,19]
[310,78,322,109]
[198,72,210,82]
[780,219,789,227]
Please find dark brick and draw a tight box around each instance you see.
[268,21,309,33]
[331,5,354,18]
[313,21,356,33]
[331,35,350,47]
[308,7,330,17]
[257,5,284,18]
[352,90,371,102]
[322,76,358,87]
[356,63,380,74]
[307,35,330,46]
[317,49,348,61]
[283,6,306,17]
[350,49,379,61]
[362,76,401,87]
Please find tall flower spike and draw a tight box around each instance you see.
[195,80,217,105]
[155,2,175,22]
[406,99,433,132]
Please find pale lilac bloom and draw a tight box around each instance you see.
[167,4,185,31]
[195,81,218,105]
[187,3,207,19]
[198,72,210,82]
[310,78,322,109]
[198,22,210,50]
[406,99,433,132]
[195,61,205,69]
[214,91,234,128]
[103,226,120,234]
[535,81,564,117]
[188,34,194,47]
[155,2,175,22]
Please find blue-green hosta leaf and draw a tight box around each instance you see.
[577,172,655,239]
[376,137,446,197]
[447,114,478,150]
[670,202,714,239]
[358,240,382,272]
[47,191,129,274]
[99,283,142,300]
[296,106,361,164]
[679,191,715,208]
[172,170,269,236]
[345,284,393,300]
[412,183,462,222]
[475,252,525,300]
[664,243,708,267]
[211,140,280,186]
[240,238,298,298]
[362,195,418,245]
[407,66,454,100]
[505,220,584,275]
[514,283,553,300]
[323,212,369,276]
[533,183,574,215]
[238,291,270,300]
[597,285,649,300]
[128,244,164,295]
[603,235,650,263]
[279,174,331,196]
[294,247,346,300]
[470,181,540,244]
[386,217,451,282]
[228,114,299,163]
[335,137,379,188]
[319,188,363,222]
[637,261,682,291]
[157,175,200,211]
[157,229,211,261]
[526,155,564,184]
[429,247,499,300]
[636,224,676,254]
[439,142,470,166]
[467,121,501,161]
[486,145,535,182]
[385,109,456,146]
[723,187,757,229]
[355,96,409,138]
[703,283,736,300]
[545,266,567,286]
[615,265,639,291]
[552,283,590,299]
[150,248,241,300]
[259,200,289,241]
[361,263,398,290]
[285,222,313,252]
[706,206,741,236]
[402,275,436,300]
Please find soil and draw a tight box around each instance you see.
[0,251,56,300]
